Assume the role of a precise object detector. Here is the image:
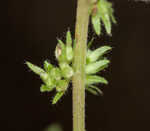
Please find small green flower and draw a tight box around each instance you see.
[56,80,69,92]
[59,62,74,79]
[44,60,53,73]
[55,39,67,63]
[40,84,55,92]
[50,68,61,81]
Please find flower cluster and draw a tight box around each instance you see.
[26,30,111,104]
[90,0,116,35]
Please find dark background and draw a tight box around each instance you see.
[1,0,150,131]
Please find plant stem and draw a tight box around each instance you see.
[72,0,91,131]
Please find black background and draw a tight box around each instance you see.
[1,0,150,131]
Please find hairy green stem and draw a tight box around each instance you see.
[72,0,92,131]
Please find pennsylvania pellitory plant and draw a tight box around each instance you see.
[26,0,116,131]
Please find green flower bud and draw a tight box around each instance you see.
[56,80,68,92]
[55,39,67,62]
[59,63,74,79]
[55,44,62,59]
[40,72,49,81]
[44,60,53,73]
[40,84,55,92]
[50,68,61,81]
[40,73,55,87]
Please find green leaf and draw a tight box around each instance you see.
[40,84,55,92]
[26,61,45,75]
[86,75,108,85]
[66,30,72,46]
[86,59,110,74]
[91,15,101,35]
[44,60,53,73]
[52,92,64,104]
[87,46,112,62]
[56,80,69,92]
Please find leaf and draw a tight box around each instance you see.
[44,60,53,73]
[86,75,108,85]
[91,15,101,35]
[66,30,72,46]
[86,59,110,74]
[40,84,55,92]
[26,61,45,75]
[52,92,64,104]
[87,46,112,62]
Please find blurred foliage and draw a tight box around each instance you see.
[43,123,63,131]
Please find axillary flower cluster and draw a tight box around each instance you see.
[26,30,111,104]
[26,0,116,104]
